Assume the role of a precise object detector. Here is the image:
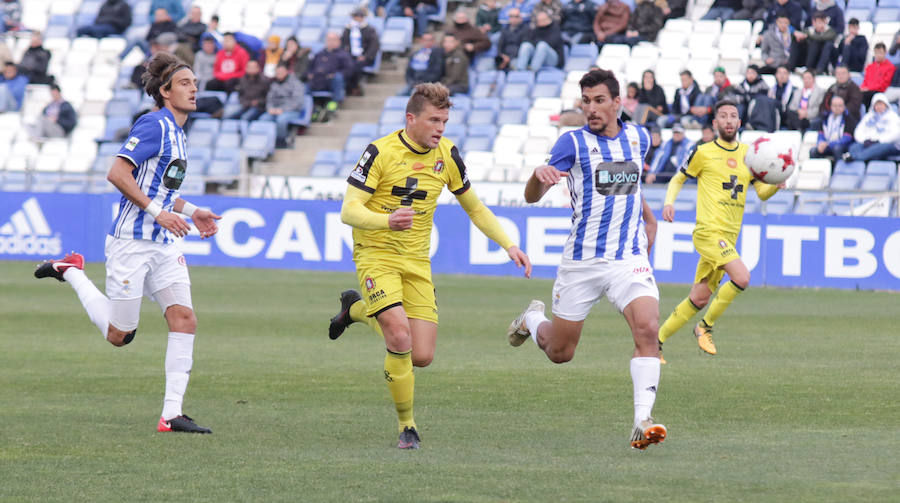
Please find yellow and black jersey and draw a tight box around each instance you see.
[680,139,773,235]
[346,129,470,257]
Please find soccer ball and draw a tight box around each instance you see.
[743,135,795,185]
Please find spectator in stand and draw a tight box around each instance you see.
[1,0,20,33]
[193,36,217,90]
[205,15,223,48]
[647,123,692,184]
[76,0,132,38]
[19,31,52,85]
[702,0,740,21]
[785,69,824,131]
[560,0,596,45]
[768,65,796,127]
[698,125,716,145]
[705,67,736,102]
[889,30,900,66]
[234,32,265,63]
[845,93,900,162]
[811,0,844,37]
[732,0,768,23]
[280,37,311,82]
[0,62,27,112]
[593,0,630,48]
[207,32,249,93]
[836,18,868,73]
[659,70,701,128]
[496,8,529,71]
[636,69,668,124]
[622,82,639,121]
[341,7,380,96]
[446,10,491,61]
[736,64,769,104]
[762,0,803,33]
[31,84,76,139]
[403,32,442,95]
[809,95,855,160]
[260,63,306,148]
[531,0,562,28]
[664,0,685,20]
[306,32,355,106]
[515,11,565,71]
[177,6,207,53]
[439,33,469,95]
[264,35,283,78]
[821,65,863,122]
[760,12,793,74]
[150,0,185,24]
[501,0,535,25]
[860,43,896,109]
[476,0,501,34]
[789,12,836,74]
[643,124,662,176]
[123,8,177,59]
[885,64,900,106]
[607,0,663,47]
[398,0,439,38]
[229,59,270,121]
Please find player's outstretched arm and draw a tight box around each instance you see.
[642,196,657,255]
[107,157,191,237]
[524,165,565,203]
[753,180,783,201]
[662,170,689,222]
[173,198,221,239]
[340,185,403,230]
[456,189,532,278]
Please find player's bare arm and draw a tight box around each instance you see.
[173,198,222,239]
[107,157,191,237]
[642,196,657,254]
[524,165,565,203]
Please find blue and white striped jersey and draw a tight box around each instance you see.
[109,108,188,244]
[548,121,650,262]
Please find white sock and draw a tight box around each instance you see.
[161,331,195,420]
[630,357,661,427]
[525,310,548,345]
[63,268,110,340]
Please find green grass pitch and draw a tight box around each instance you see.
[2,261,898,502]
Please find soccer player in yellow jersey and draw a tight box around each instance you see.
[659,100,780,359]
[327,83,532,449]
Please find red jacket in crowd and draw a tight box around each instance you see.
[860,59,896,93]
[213,45,249,81]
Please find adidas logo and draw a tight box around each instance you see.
[591,147,599,154]
[646,386,657,393]
[0,197,62,255]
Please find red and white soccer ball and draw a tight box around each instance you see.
[744,135,795,185]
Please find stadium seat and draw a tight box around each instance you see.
[207,151,242,182]
[764,191,795,214]
[379,122,403,136]
[30,173,60,192]
[830,173,861,190]
[834,160,865,176]
[866,160,897,180]
[309,162,339,177]
[860,174,892,191]
[192,119,222,136]
[189,130,216,149]
[344,135,371,154]
[443,123,466,143]
[794,192,827,215]
[381,17,413,53]
[873,8,900,23]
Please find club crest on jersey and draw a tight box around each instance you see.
[124,136,140,151]
[718,240,728,249]
[365,276,376,291]
[727,158,738,169]
[433,159,444,173]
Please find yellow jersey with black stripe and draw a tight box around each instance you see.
[680,139,769,235]
[346,129,470,258]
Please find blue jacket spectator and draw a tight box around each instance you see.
[404,32,443,94]
[1,0,21,33]
[33,84,77,138]
[809,95,855,160]
[837,18,868,73]
[0,62,27,111]
[560,0,596,45]
[647,125,693,184]
[150,0,185,23]
[515,11,565,71]
[763,0,803,31]
[306,32,355,104]
[76,0,132,38]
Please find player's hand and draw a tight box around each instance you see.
[662,204,675,222]
[776,182,786,189]
[534,165,565,186]
[156,211,191,238]
[389,207,415,230]
[192,208,222,239]
[507,245,532,278]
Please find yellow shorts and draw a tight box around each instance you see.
[355,253,438,324]
[692,229,740,292]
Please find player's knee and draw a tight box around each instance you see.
[412,353,433,367]
[690,293,710,308]
[166,306,197,333]
[731,273,750,290]
[106,326,136,347]
[547,346,575,364]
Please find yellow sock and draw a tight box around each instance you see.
[349,300,383,337]
[384,350,415,432]
[703,280,743,327]
[658,297,701,343]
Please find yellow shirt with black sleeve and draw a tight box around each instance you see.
[341,129,516,322]
[664,139,779,288]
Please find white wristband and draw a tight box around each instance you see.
[145,200,163,219]
[180,201,199,218]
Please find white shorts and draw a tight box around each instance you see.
[105,235,191,306]
[550,255,659,321]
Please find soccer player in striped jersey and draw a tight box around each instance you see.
[34,53,221,433]
[506,69,667,450]
[657,100,780,358]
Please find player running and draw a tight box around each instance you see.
[34,53,221,433]
[327,83,532,449]
[506,69,667,450]
[657,100,780,359]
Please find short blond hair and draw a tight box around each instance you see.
[406,83,453,116]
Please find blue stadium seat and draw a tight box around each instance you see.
[310,162,339,177]
[288,95,314,128]
[765,191,795,214]
[179,175,205,195]
[272,16,299,29]
[100,116,133,142]
[378,108,397,124]
[536,68,566,84]
[344,135,371,153]
[448,107,468,124]
[243,121,277,158]
[462,135,493,152]
[188,130,216,149]
[220,119,247,136]
[381,17,414,53]
[452,95,471,110]
[207,158,241,181]
[215,132,241,150]
[79,0,102,16]
[860,174,892,191]
[467,109,496,126]
[329,15,351,31]
[187,146,213,170]
[369,16,385,35]
[363,50,382,74]
[795,193,827,215]
[350,123,379,137]
[343,149,362,165]
[532,82,561,98]
[30,173,59,193]
[297,26,324,46]
[872,7,900,22]
[191,119,221,135]
[846,0,875,9]
[443,123,466,142]
[829,173,861,190]
[384,96,408,110]
[301,3,331,17]
[379,122,403,136]
[105,98,134,118]
[845,8,872,21]
[315,150,343,165]
[833,159,865,176]
[866,160,897,180]
[57,175,89,193]
[497,108,526,125]
[880,0,900,7]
